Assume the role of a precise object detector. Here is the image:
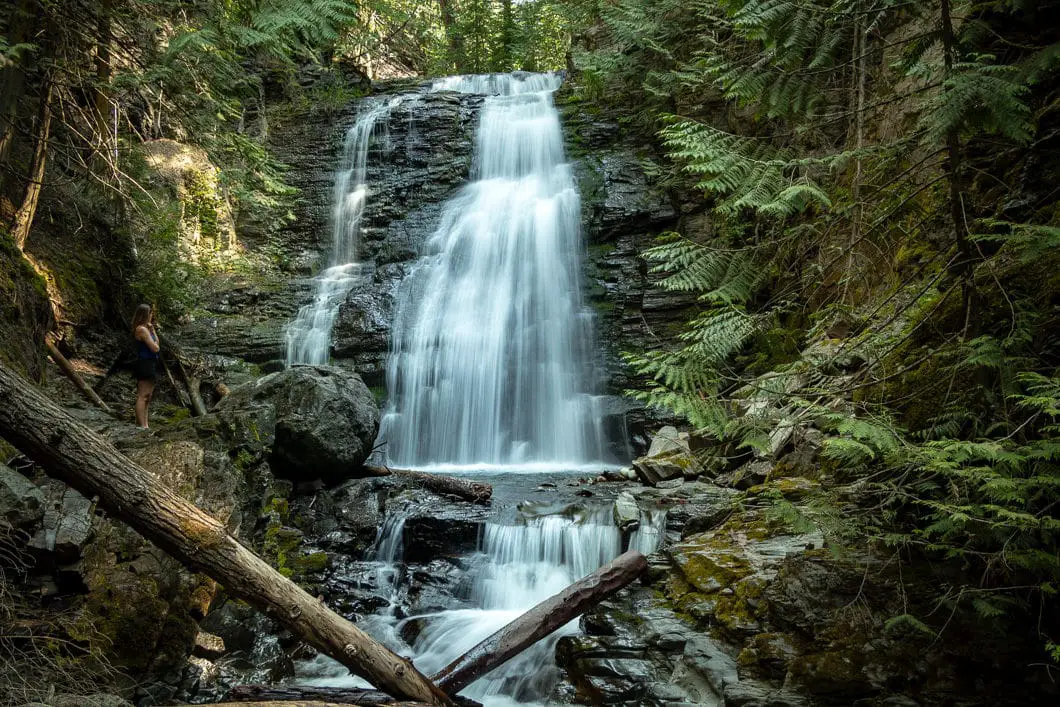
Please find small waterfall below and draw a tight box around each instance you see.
[284,97,401,365]
[409,505,620,704]
[298,498,665,705]
[378,73,611,469]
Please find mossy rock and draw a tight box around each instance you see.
[786,650,871,697]
[747,477,820,501]
[737,632,800,680]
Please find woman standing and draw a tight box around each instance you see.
[131,303,160,428]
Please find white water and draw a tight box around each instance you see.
[285,98,401,365]
[378,73,611,468]
[299,501,666,704]
[293,73,657,706]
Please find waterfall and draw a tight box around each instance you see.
[284,97,401,365]
[378,73,610,470]
[629,508,668,555]
[409,505,622,703]
[297,501,631,706]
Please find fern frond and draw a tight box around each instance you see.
[659,118,830,218]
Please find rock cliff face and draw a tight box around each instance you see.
[175,89,481,387]
[174,79,692,436]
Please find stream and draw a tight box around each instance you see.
[294,474,666,705]
[283,72,649,704]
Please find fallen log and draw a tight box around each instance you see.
[432,549,647,694]
[363,465,492,505]
[226,686,478,706]
[213,702,435,707]
[0,361,453,706]
[45,340,112,414]
[185,372,209,417]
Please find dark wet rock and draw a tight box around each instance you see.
[727,460,773,490]
[216,364,379,483]
[0,460,44,530]
[409,557,473,614]
[199,599,293,682]
[631,480,738,537]
[723,681,811,707]
[737,632,801,681]
[27,481,93,566]
[316,554,397,616]
[400,494,491,563]
[292,476,388,556]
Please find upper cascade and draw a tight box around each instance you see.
[429,72,563,96]
[378,72,617,470]
[284,96,402,366]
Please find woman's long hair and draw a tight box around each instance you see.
[131,304,152,334]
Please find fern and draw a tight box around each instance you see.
[972,221,1060,265]
[660,118,830,218]
[920,56,1034,146]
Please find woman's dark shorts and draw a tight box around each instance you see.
[134,358,158,381]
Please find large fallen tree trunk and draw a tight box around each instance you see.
[226,686,478,706]
[0,361,453,706]
[363,465,492,504]
[432,549,647,694]
[213,702,441,707]
[230,551,646,702]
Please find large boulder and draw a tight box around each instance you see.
[632,426,705,485]
[216,365,379,483]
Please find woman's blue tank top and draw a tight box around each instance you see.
[137,330,159,359]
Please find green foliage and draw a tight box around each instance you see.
[125,200,205,320]
[579,0,1060,647]
[660,119,831,218]
[900,376,1060,589]
[623,232,772,434]
[973,221,1060,264]
[920,56,1034,146]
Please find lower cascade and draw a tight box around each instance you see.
[299,500,666,705]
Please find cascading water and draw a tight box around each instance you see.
[284,97,401,365]
[408,505,622,704]
[377,73,611,469]
[299,499,665,705]
[293,73,660,706]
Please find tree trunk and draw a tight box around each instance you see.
[45,340,112,414]
[0,361,454,706]
[230,552,646,702]
[226,685,477,706]
[432,550,647,694]
[436,0,464,70]
[0,0,36,191]
[11,77,53,251]
[939,0,977,332]
[186,373,208,417]
[362,466,492,504]
[93,0,114,169]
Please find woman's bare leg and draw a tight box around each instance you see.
[136,379,154,428]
